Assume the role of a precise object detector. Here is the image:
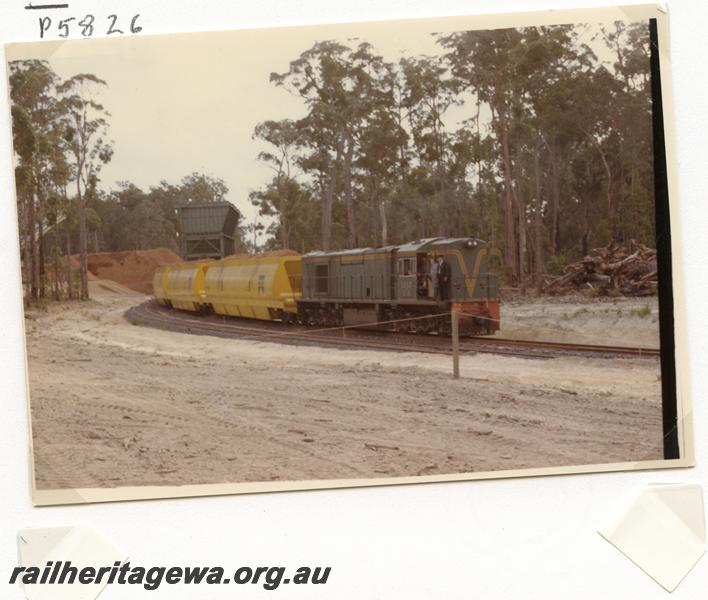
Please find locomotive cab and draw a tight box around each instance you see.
[395,255,417,299]
[394,252,441,300]
[393,237,500,334]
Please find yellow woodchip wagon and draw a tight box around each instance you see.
[204,255,301,320]
[152,265,172,306]
[164,261,211,312]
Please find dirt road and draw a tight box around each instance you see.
[24,291,663,490]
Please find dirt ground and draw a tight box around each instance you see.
[24,287,663,491]
[499,294,660,347]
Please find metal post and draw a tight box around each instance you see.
[451,303,460,379]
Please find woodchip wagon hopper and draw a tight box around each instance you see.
[203,255,301,321]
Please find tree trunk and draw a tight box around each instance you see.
[368,196,378,247]
[53,224,60,301]
[514,148,527,294]
[498,107,518,286]
[581,163,592,257]
[343,131,357,248]
[35,176,46,299]
[475,98,491,242]
[38,214,45,298]
[397,130,407,244]
[322,140,343,251]
[26,187,38,302]
[379,197,387,247]
[281,219,290,250]
[587,132,614,243]
[581,214,591,257]
[548,143,562,254]
[437,164,447,238]
[77,180,89,300]
[533,150,544,291]
[65,223,73,300]
[597,146,614,242]
[276,174,290,249]
[321,166,335,252]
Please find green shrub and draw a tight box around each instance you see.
[582,285,601,298]
[631,305,652,318]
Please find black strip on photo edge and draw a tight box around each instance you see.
[650,18,680,460]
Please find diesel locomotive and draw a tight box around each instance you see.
[152,237,500,336]
[299,237,499,335]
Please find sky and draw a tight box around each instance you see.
[6,14,625,245]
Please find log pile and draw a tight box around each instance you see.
[544,241,658,297]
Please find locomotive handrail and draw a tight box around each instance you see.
[302,274,497,284]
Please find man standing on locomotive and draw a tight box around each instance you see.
[437,255,451,301]
[428,254,439,299]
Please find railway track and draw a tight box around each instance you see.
[463,336,660,358]
[124,301,660,360]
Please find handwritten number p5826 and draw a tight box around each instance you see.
[38,14,142,39]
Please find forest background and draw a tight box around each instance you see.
[8,20,654,301]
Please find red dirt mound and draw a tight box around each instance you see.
[70,249,182,294]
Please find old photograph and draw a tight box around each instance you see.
[5,5,690,504]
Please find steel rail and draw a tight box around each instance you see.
[124,301,658,361]
[463,336,660,358]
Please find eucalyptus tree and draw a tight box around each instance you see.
[271,40,381,249]
[439,27,528,284]
[258,22,655,282]
[600,21,653,245]
[348,49,409,246]
[357,58,417,244]
[400,55,460,238]
[176,172,229,204]
[271,41,347,250]
[445,123,492,239]
[10,104,38,299]
[57,73,113,300]
[252,119,302,248]
[354,96,406,245]
[9,62,45,300]
[9,59,71,301]
[440,25,595,287]
[507,24,597,285]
